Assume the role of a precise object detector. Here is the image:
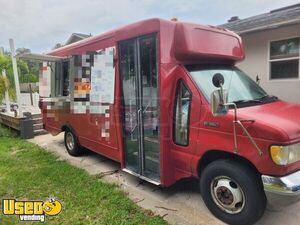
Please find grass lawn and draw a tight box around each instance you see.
[0,126,168,225]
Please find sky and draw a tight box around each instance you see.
[0,0,299,53]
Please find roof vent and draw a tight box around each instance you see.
[228,16,239,22]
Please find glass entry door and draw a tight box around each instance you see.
[119,34,160,182]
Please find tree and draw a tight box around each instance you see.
[15,48,40,84]
[0,55,29,85]
[0,46,40,102]
[23,59,39,83]
[53,43,63,49]
[0,54,35,101]
[0,54,16,101]
[0,74,10,101]
[16,48,31,55]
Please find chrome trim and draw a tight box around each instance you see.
[224,102,263,156]
[235,120,262,156]
[66,132,75,150]
[122,168,161,186]
[262,170,300,195]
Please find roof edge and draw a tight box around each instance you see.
[233,19,300,35]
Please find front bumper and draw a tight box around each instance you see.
[262,170,300,208]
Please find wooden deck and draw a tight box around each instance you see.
[0,112,47,136]
[0,112,22,130]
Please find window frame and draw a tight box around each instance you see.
[51,58,71,98]
[173,79,192,147]
[268,37,300,81]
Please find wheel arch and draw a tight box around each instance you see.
[197,150,260,178]
[61,123,79,139]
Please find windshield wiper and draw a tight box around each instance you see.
[255,95,278,102]
[233,99,262,104]
[233,95,278,106]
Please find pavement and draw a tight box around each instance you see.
[29,133,300,225]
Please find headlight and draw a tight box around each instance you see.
[270,143,300,165]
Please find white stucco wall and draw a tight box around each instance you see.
[20,92,39,107]
[237,24,300,103]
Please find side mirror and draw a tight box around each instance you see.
[212,73,224,88]
[211,73,229,116]
[211,89,229,116]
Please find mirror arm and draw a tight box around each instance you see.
[235,120,263,156]
[223,102,263,156]
[219,83,224,105]
[211,72,262,156]
[223,102,237,121]
[223,102,238,153]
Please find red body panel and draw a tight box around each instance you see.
[173,23,244,63]
[40,18,300,187]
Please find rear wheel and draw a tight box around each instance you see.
[200,159,266,225]
[64,129,83,156]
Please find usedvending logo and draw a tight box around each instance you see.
[2,197,62,222]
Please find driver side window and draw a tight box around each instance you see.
[173,80,192,146]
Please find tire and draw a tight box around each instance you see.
[200,159,266,225]
[64,128,83,156]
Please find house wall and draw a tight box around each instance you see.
[20,92,39,107]
[237,24,300,103]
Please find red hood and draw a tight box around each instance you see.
[237,101,300,142]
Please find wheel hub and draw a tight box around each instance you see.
[216,186,234,205]
[210,176,245,214]
[66,132,75,150]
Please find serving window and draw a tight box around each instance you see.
[52,60,70,97]
[18,53,70,98]
[18,48,116,113]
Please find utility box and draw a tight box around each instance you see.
[20,112,34,139]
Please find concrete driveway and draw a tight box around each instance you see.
[29,134,300,225]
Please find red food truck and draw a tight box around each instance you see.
[21,18,300,225]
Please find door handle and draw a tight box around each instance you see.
[137,108,143,127]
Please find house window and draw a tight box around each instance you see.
[270,38,299,80]
[173,80,191,146]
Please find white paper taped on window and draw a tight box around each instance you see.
[90,47,115,104]
[39,62,51,97]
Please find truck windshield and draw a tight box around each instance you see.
[187,65,277,106]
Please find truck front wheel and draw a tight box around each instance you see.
[64,129,83,156]
[200,159,266,225]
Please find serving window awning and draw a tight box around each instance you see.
[17,53,67,62]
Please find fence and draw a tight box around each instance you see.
[20,82,39,93]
